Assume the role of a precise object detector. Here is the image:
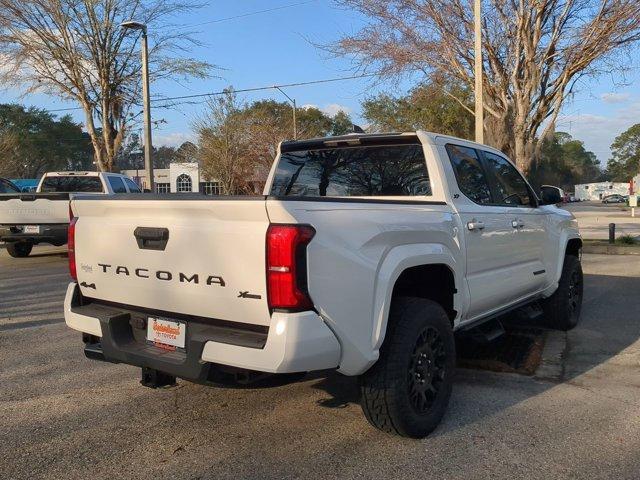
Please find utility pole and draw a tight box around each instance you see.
[474,0,484,144]
[274,86,297,140]
[121,21,154,191]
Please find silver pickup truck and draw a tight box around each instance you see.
[0,171,141,257]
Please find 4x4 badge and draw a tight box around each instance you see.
[80,282,96,290]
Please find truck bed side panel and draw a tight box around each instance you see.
[266,198,463,373]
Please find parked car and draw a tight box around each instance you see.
[0,171,141,258]
[0,177,20,194]
[602,194,626,204]
[64,131,583,438]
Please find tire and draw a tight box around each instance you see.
[542,255,583,331]
[6,242,33,258]
[359,297,455,438]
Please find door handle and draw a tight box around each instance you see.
[467,220,485,231]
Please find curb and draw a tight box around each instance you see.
[534,330,567,382]
[582,244,640,255]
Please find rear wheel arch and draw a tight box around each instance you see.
[391,264,457,326]
[369,244,463,360]
[373,261,459,352]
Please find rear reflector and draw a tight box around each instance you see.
[266,225,315,311]
[68,208,78,281]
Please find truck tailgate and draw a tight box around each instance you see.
[0,193,70,224]
[71,197,272,326]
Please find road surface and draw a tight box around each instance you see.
[565,201,640,239]
[1,246,639,479]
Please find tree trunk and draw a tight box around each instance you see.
[514,129,527,174]
[82,104,108,172]
[513,128,538,176]
[485,113,513,159]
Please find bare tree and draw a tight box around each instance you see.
[0,0,211,171]
[195,90,255,195]
[241,100,339,172]
[330,0,640,173]
[198,99,350,193]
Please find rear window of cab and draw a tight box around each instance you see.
[270,144,431,197]
[40,176,103,193]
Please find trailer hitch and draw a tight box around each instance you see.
[140,367,177,389]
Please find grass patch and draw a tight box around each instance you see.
[583,238,640,247]
[617,235,637,245]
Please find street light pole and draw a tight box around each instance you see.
[474,0,484,144]
[121,21,154,191]
[140,28,154,191]
[274,86,297,140]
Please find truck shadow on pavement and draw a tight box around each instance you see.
[307,271,640,436]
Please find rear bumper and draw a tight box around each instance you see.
[63,283,341,379]
[0,224,67,244]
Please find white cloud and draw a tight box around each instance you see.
[600,92,630,104]
[154,132,195,148]
[300,103,352,117]
[321,103,352,116]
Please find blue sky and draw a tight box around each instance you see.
[1,0,639,166]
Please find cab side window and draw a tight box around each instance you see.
[107,176,127,194]
[481,151,533,207]
[446,144,492,205]
[124,177,142,193]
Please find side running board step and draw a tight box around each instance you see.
[466,319,506,344]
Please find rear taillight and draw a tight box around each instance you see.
[266,224,315,311]
[68,206,78,281]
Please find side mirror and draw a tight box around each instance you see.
[540,185,563,206]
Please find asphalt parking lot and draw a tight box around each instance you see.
[1,247,639,480]
[566,201,640,239]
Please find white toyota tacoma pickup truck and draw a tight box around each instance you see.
[64,132,582,438]
[0,171,141,257]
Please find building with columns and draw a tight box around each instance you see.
[121,163,222,195]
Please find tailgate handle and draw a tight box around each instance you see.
[20,194,36,202]
[134,227,169,251]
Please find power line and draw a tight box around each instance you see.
[48,106,84,112]
[153,74,377,105]
[47,73,377,112]
[179,0,316,30]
